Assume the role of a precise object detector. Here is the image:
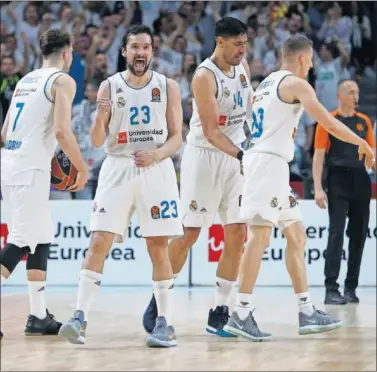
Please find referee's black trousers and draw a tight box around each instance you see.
[324,167,371,291]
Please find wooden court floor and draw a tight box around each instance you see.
[1,287,376,371]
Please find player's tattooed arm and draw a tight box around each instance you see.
[193,68,242,159]
[91,80,111,148]
[53,74,88,177]
[281,76,375,169]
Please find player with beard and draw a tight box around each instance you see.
[59,25,183,348]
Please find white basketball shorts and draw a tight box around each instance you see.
[180,145,244,228]
[90,156,183,242]
[1,170,54,254]
[240,152,302,230]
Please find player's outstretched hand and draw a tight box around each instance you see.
[132,150,159,168]
[67,169,89,192]
[315,189,328,209]
[358,140,375,169]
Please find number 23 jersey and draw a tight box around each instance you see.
[105,71,168,156]
[248,70,304,162]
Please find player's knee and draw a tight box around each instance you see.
[88,232,113,259]
[147,237,169,264]
[285,222,307,251]
[182,227,201,248]
[223,224,246,253]
[248,228,271,250]
[0,243,30,274]
[26,244,50,271]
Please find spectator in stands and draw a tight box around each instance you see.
[0,56,22,119]
[313,79,376,305]
[314,40,350,111]
[317,1,352,52]
[72,80,105,199]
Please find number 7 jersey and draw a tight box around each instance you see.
[105,71,168,156]
[1,67,65,177]
[247,70,304,162]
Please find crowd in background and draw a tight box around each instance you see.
[1,1,376,200]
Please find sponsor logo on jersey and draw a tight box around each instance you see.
[117,131,128,144]
[116,87,123,94]
[151,88,161,102]
[239,74,248,88]
[223,87,231,98]
[4,140,22,150]
[117,96,125,108]
[151,206,161,219]
[15,88,36,97]
[219,115,227,126]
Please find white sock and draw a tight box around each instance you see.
[1,275,7,286]
[77,269,102,321]
[28,281,47,319]
[297,292,314,316]
[234,293,254,320]
[214,277,234,309]
[173,273,179,280]
[153,278,174,324]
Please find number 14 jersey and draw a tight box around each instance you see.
[105,71,168,157]
[247,70,304,162]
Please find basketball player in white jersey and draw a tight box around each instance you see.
[59,25,183,348]
[142,17,252,337]
[0,29,88,339]
[223,36,375,341]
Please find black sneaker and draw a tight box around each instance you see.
[142,294,158,334]
[24,310,62,336]
[206,306,237,337]
[324,290,348,305]
[344,289,359,304]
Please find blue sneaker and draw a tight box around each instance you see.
[145,316,177,348]
[206,306,237,337]
[58,310,86,344]
[142,294,157,334]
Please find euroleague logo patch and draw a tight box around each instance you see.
[151,88,161,102]
[151,206,161,219]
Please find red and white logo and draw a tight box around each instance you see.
[208,224,224,262]
[0,223,9,250]
[208,224,248,262]
[117,132,128,144]
[0,223,27,260]
[218,115,227,127]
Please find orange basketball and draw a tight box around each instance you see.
[51,150,78,190]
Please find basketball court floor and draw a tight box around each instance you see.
[1,286,375,371]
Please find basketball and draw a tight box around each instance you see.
[51,150,77,190]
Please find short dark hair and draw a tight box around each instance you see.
[122,25,154,48]
[39,29,71,57]
[215,17,247,38]
[282,35,313,58]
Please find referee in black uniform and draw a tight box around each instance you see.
[313,79,376,305]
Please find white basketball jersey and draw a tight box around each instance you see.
[187,59,250,149]
[105,71,168,156]
[247,70,304,162]
[1,67,65,176]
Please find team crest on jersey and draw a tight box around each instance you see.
[151,206,161,219]
[189,200,198,211]
[117,96,125,108]
[239,74,248,88]
[270,197,279,208]
[223,87,231,98]
[151,88,161,102]
[356,123,364,132]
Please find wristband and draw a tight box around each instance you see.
[236,150,244,162]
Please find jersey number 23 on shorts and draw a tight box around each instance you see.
[151,200,178,220]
